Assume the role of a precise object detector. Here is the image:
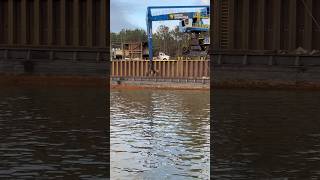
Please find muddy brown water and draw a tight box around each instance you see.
[111,89,210,179]
[213,89,320,179]
[0,86,108,179]
[4,86,316,179]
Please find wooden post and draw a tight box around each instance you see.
[167,61,170,77]
[115,61,119,76]
[128,61,131,76]
[111,61,114,76]
[132,61,135,77]
[145,61,148,76]
[137,61,140,77]
[120,60,123,77]
[172,61,175,77]
[199,60,203,77]
[124,60,127,76]
[185,60,189,77]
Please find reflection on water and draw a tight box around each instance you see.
[0,86,108,179]
[111,89,210,179]
[213,89,320,179]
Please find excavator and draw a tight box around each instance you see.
[146,6,210,73]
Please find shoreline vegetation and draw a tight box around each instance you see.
[111,27,193,59]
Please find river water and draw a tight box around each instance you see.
[4,86,316,179]
[213,89,320,179]
[0,86,108,179]
[110,89,210,179]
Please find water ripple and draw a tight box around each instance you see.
[0,87,107,179]
[111,89,210,179]
[213,89,320,179]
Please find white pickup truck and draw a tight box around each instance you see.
[158,52,170,60]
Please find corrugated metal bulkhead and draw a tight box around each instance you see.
[212,0,320,54]
[0,0,108,48]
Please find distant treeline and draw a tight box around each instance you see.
[110,25,190,58]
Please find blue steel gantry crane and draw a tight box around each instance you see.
[146,6,210,73]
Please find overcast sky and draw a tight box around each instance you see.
[110,0,210,32]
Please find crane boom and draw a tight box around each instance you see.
[146,6,210,74]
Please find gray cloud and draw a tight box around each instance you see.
[110,0,209,32]
[110,1,139,32]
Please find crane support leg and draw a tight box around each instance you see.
[147,10,155,74]
[146,5,210,75]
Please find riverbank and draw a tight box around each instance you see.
[110,77,209,90]
[0,74,107,88]
[0,75,209,90]
[3,74,320,91]
[213,80,320,90]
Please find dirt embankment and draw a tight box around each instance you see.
[110,79,209,91]
[0,74,108,88]
[0,75,209,91]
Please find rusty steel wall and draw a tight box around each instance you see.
[212,0,320,54]
[111,60,210,78]
[0,0,108,49]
